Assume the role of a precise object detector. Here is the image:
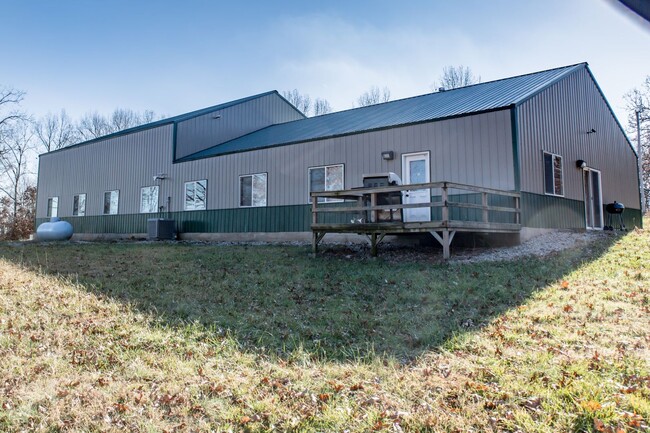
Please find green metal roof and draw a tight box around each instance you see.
[178,63,586,162]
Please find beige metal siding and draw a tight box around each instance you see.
[37,110,514,219]
[175,93,304,160]
[518,68,639,208]
[37,125,175,218]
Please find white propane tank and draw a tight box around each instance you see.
[36,217,74,241]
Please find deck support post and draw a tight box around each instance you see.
[430,230,456,259]
[514,196,520,224]
[312,232,326,254]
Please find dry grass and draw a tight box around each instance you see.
[0,224,648,432]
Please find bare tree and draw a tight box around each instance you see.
[313,98,332,116]
[77,111,110,140]
[77,108,158,141]
[282,89,312,116]
[0,87,27,145]
[0,120,35,238]
[356,86,391,107]
[34,110,78,153]
[435,65,480,90]
[624,75,650,210]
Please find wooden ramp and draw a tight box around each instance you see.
[311,181,521,259]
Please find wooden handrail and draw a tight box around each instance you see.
[310,181,520,198]
[311,180,521,226]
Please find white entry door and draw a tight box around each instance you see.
[402,152,431,222]
[583,168,603,229]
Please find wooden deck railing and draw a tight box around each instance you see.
[310,181,521,258]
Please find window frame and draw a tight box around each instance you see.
[543,151,564,197]
[239,172,268,208]
[184,179,207,211]
[308,163,345,203]
[140,185,160,213]
[103,190,120,215]
[47,197,59,218]
[73,193,86,217]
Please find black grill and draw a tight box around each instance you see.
[604,201,626,231]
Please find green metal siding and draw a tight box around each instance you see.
[35,196,643,235]
[36,205,312,234]
[620,208,643,230]
[521,192,585,228]
[521,192,643,229]
[432,193,518,224]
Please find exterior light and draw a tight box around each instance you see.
[381,151,394,160]
[576,160,587,169]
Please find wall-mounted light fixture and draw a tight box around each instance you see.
[212,115,222,120]
[381,151,394,160]
[153,173,168,181]
[576,160,587,169]
[586,128,596,134]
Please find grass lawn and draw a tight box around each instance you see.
[0,225,648,432]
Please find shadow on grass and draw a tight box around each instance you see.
[0,234,622,361]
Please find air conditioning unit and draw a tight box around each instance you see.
[147,218,175,240]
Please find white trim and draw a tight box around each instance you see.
[139,185,160,213]
[47,196,59,218]
[73,193,86,217]
[239,172,268,207]
[103,190,119,215]
[184,179,207,211]
[401,151,431,222]
[543,151,564,197]
[583,168,603,230]
[308,163,345,203]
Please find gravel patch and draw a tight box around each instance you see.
[451,230,614,263]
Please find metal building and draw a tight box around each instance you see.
[36,63,642,241]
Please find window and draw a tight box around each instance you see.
[543,152,563,196]
[47,197,59,218]
[73,194,86,216]
[184,180,207,210]
[309,164,344,202]
[140,186,159,213]
[240,173,267,207]
[103,190,119,215]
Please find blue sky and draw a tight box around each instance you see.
[2,0,649,126]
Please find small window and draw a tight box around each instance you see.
[309,164,344,202]
[184,180,207,211]
[140,186,159,213]
[47,197,59,218]
[73,194,86,216]
[543,152,563,196]
[240,173,267,207]
[103,190,119,215]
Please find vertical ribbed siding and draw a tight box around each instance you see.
[37,109,515,234]
[37,125,175,219]
[175,93,304,160]
[520,192,585,228]
[36,205,312,234]
[518,68,640,213]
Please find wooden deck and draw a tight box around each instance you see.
[311,181,521,258]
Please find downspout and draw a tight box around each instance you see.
[510,105,521,192]
[510,105,522,228]
[636,110,645,215]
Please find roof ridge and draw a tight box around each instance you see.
[273,62,588,123]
